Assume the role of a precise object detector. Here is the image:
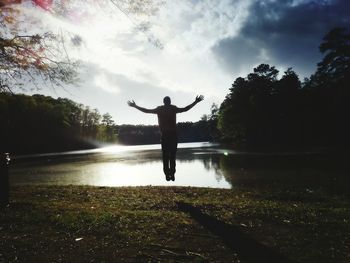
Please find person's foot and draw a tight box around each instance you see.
[164,169,171,181]
[170,173,175,181]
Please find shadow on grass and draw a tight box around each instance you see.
[177,201,295,263]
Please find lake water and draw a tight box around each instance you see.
[9,142,349,191]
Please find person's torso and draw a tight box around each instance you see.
[156,105,178,133]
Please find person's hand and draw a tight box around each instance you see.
[127,100,136,107]
[195,95,204,103]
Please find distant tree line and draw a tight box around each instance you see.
[0,93,117,154]
[0,93,219,154]
[116,117,218,145]
[217,27,350,150]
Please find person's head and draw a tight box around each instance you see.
[163,96,171,105]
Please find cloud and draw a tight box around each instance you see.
[212,0,350,78]
[18,0,251,101]
[212,35,267,76]
[18,0,349,125]
[154,0,252,54]
[93,73,120,94]
[65,62,215,125]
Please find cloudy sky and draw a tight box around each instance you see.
[15,0,350,124]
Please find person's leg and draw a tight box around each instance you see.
[169,134,178,181]
[162,150,170,179]
[161,135,171,180]
[169,152,176,181]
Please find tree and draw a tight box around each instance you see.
[218,27,350,150]
[218,64,302,149]
[102,113,115,127]
[304,27,350,148]
[1,0,163,93]
[101,113,117,142]
[317,27,350,82]
[0,93,118,153]
[0,2,78,92]
[222,64,279,147]
[0,32,78,92]
[218,77,249,144]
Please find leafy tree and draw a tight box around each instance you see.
[102,113,114,127]
[0,93,118,153]
[117,124,160,145]
[218,28,350,150]
[100,113,117,142]
[0,2,78,92]
[317,27,350,81]
[1,0,163,93]
[218,64,302,149]
[303,27,350,148]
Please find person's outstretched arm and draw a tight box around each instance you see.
[176,95,204,113]
[127,100,158,114]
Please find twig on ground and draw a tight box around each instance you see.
[186,251,207,259]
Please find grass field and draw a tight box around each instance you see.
[1,185,349,262]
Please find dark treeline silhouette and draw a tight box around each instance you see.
[117,120,218,145]
[217,27,350,150]
[117,102,220,145]
[116,125,160,145]
[0,93,117,154]
[0,93,218,154]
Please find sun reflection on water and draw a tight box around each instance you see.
[10,142,231,188]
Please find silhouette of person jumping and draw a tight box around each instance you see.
[127,95,204,181]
